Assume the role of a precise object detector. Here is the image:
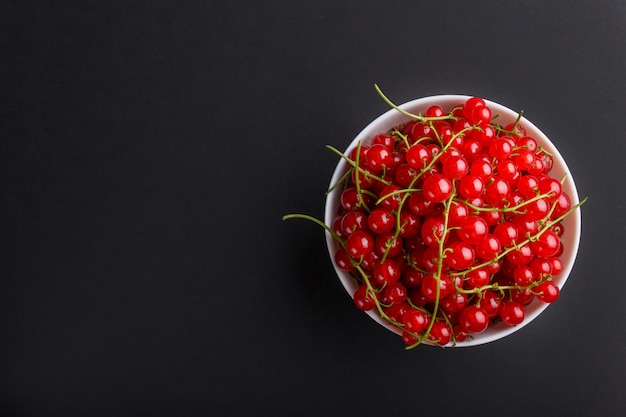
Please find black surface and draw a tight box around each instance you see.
[1,1,625,416]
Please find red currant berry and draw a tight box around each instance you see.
[493,221,520,248]
[534,281,560,303]
[429,321,452,346]
[379,184,403,210]
[422,173,453,203]
[402,268,426,288]
[360,251,381,272]
[512,215,539,236]
[334,248,354,271]
[341,210,368,236]
[475,234,501,261]
[403,308,430,333]
[421,215,446,248]
[470,158,493,180]
[406,144,431,170]
[442,155,469,180]
[402,330,419,346]
[513,265,538,286]
[398,210,422,238]
[371,133,395,149]
[349,144,369,162]
[480,210,502,227]
[512,148,536,171]
[367,208,395,234]
[441,292,469,314]
[374,231,403,258]
[538,176,562,201]
[503,122,526,137]
[499,301,525,325]
[510,287,535,305]
[459,305,490,333]
[466,267,491,288]
[373,258,402,287]
[445,241,476,270]
[462,138,483,160]
[409,122,436,141]
[478,290,503,318]
[530,257,553,279]
[489,138,513,160]
[484,177,511,207]
[394,164,420,188]
[353,285,376,311]
[531,229,561,257]
[523,198,550,221]
[505,243,534,266]
[435,121,454,145]
[551,192,571,220]
[407,191,435,216]
[458,175,484,200]
[340,187,362,211]
[382,282,407,305]
[425,104,446,118]
[385,302,410,323]
[517,175,540,198]
[420,273,453,302]
[496,159,520,182]
[457,215,489,244]
[548,257,563,275]
[448,201,470,229]
[470,106,492,126]
[365,143,393,171]
[351,165,377,190]
[516,136,538,152]
[346,229,375,258]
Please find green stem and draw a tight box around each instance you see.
[326,144,390,186]
[282,214,344,247]
[373,84,453,123]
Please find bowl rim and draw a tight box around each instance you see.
[324,94,582,347]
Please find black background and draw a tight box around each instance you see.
[2,1,625,416]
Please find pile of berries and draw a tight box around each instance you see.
[285,93,584,348]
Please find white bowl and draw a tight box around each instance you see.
[324,95,581,347]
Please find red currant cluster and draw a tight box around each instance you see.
[321,96,583,348]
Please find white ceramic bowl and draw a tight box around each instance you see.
[324,95,581,347]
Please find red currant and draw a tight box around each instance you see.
[346,229,375,258]
[353,285,376,311]
[422,173,453,203]
[534,281,560,303]
[499,301,525,325]
[459,305,489,333]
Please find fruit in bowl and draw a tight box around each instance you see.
[285,86,586,348]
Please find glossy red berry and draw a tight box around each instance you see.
[403,309,430,332]
[459,305,490,333]
[422,174,453,203]
[457,215,489,244]
[353,285,376,311]
[534,281,560,303]
[373,258,402,287]
[442,155,469,180]
[365,143,393,171]
[500,301,525,325]
[429,321,452,346]
[346,230,375,258]
[367,208,395,234]
[459,175,484,199]
[334,248,354,271]
[478,290,503,318]
[445,241,476,270]
[406,144,431,169]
